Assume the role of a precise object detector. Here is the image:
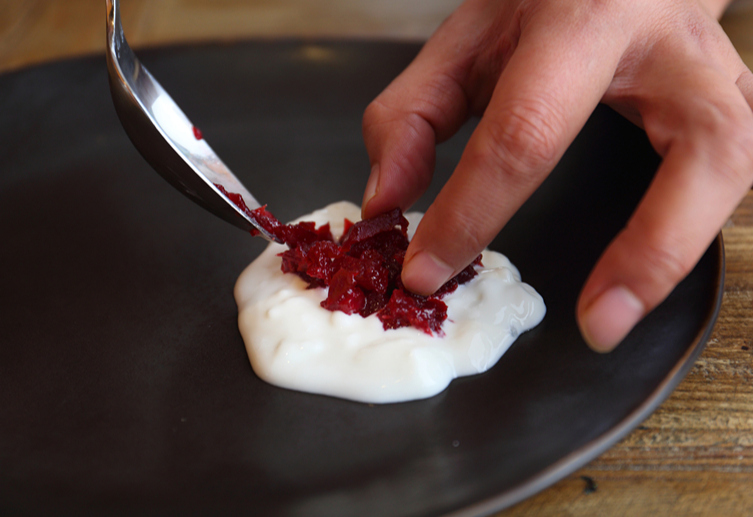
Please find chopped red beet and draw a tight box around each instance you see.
[339,208,408,250]
[342,218,355,236]
[192,126,203,140]
[321,269,366,314]
[214,185,284,243]
[377,289,447,336]
[217,184,482,335]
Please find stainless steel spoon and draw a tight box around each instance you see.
[105,0,277,241]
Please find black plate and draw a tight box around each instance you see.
[0,41,723,516]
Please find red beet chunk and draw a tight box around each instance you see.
[340,208,408,250]
[215,184,251,214]
[216,185,484,336]
[280,239,348,289]
[214,184,285,242]
[342,218,355,235]
[377,290,447,336]
[347,229,409,261]
[434,255,483,298]
[361,291,389,317]
[280,221,334,247]
[248,206,286,241]
[321,269,366,315]
[354,250,390,294]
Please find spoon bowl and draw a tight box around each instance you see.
[105,0,276,240]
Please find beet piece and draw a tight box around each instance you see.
[377,290,447,336]
[279,246,306,274]
[302,240,343,283]
[339,208,408,250]
[214,184,286,243]
[433,278,459,299]
[338,254,389,295]
[360,291,389,317]
[434,255,483,297]
[248,206,287,242]
[321,269,366,315]
[279,240,344,287]
[347,229,409,261]
[343,218,355,236]
[215,184,252,215]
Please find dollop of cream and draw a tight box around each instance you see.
[235,201,545,404]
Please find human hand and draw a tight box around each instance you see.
[360,0,753,352]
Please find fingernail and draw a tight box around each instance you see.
[580,285,644,353]
[362,163,379,215]
[402,251,455,296]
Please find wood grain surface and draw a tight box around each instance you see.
[1,0,752,515]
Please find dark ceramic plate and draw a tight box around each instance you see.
[0,41,723,516]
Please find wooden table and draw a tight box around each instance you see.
[2,0,752,514]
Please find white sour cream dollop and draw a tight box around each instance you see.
[235,201,545,404]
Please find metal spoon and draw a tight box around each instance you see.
[105,0,277,241]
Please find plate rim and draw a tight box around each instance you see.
[447,234,725,516]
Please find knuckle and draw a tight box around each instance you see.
[431,209,491,270]
[362,93,444,144]
[629,226,696,286]
[643,241,695,284]
[361,98,425,152]
[723,124,753,187]
[362,98,392,133]
[684,97,725,136]
[362,72,467,143]
[689,100,753,190]
[478,97,564,179]
[453,210,488,255]
[690,98,739,139]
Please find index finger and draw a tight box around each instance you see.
[360,0,505,221]
[401,7,627,294]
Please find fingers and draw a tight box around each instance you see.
[578,65,753,352]
[360,29,468,219]
[365,0,753,357]
[361,0,519,220]
[401,9,625,294]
